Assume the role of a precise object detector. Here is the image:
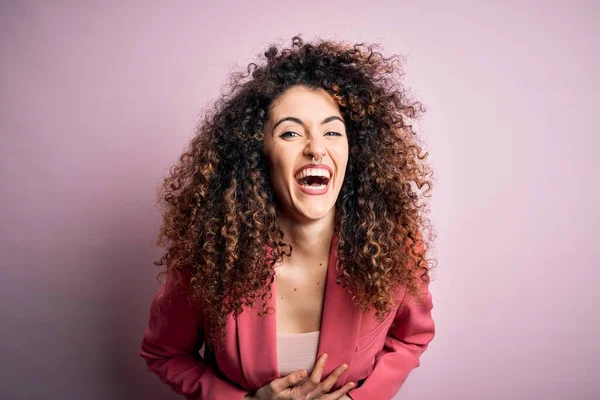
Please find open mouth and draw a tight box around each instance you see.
[296,175,330,190]
[294,168,332,191]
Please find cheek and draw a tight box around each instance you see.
[268,144,298,176]
[266,154,293,193]
[271,157,291,178]
[331,147,349,175]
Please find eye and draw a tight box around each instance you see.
[325,131,343,136]
[279,131,301,139]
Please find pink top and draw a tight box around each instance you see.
[276,330,320,381]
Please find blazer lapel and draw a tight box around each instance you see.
[315,233,362,386]
[236,250,279,389]
[236,233,362,389]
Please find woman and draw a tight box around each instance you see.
[139,35,436,400]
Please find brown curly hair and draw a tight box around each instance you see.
[153,34,437,354]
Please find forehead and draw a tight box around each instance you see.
[268,86,341,119]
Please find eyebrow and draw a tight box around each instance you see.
[271,115,345,131]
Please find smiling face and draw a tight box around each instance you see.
[262,85,349,222]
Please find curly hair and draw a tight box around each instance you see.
[153,34,437,354]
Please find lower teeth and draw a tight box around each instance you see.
[301,183,326,190]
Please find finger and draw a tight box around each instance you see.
[304,362,348,400]
[310,353,328,383]
[295,353,328,395]
[314,363,348,394]
[271,369,307,393]
[320,381,355,399]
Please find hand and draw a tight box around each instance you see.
[246,353,355,399]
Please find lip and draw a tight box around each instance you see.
[294,163,333,196]
[294,163,333,177]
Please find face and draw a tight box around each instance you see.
[262,85,349,222]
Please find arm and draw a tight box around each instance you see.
[347,276,436,400]
[139,270,250,400]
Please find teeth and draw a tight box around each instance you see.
[294,168,331,180]
[299,183,327,190]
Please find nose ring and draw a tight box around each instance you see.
[312,155,323,165]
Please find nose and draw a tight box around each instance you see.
[303,134,327,162]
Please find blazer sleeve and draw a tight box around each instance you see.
[347,276,436,400]
[139,270,250,400]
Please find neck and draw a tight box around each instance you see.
[276,208,336,261]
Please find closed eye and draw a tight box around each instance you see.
[325,131,343,137]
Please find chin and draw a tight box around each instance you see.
[294,204,335,221]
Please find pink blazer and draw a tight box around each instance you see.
[139,235,435,400]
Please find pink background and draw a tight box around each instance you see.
[1,1,598,399]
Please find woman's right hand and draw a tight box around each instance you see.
[244,353,355,399]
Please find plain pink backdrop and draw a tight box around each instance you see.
[1,1,598,399]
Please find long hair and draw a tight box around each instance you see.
[154,35,437,353]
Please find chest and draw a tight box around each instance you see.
[274,264,328,334]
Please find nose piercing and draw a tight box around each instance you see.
[312,155,323,165]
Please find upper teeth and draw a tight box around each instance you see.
[295,168,331,180]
